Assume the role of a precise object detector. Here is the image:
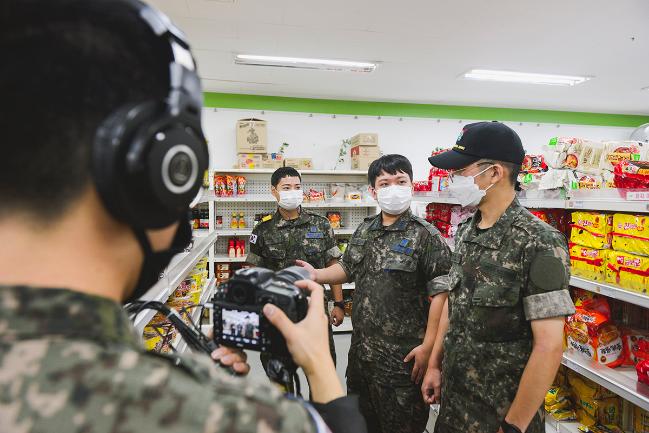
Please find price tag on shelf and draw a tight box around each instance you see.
[626,191,649,201]
[566,200,584,209]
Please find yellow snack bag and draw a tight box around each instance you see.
[576,407,597,427]
[612,213,649,257]
[570,212,613,249]
[596,397,620,426]
[569,244,608,281]
[605,250,649,293]
[546,399,571,413]
[546,386,569,406]
[635,405,649,433]
[550,408,577,421]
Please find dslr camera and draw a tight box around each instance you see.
[213,266,309,357]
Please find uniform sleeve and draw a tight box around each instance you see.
[419,230,452,297]
[522,230,576,321]
[322,221,342,263]
[247,225,267,267]
[339,227,365,281]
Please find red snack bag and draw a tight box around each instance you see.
[637,360,649,386]
[236,176,247,196]
[225,176,236,197]
[613,160,649,189]
[521,155,548,174]
[620,327,649,366]
[215,175,226,197]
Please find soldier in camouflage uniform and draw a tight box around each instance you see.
[299,155,452,433]
[425,122,575,433]
[0,2,366,432]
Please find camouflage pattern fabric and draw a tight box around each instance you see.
[248,209,340,365]
[434,199,575,433]
[0,286,318,433]
[339,210,452,433]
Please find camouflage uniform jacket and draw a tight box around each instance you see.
[339,210,452,385]
[247,209,341,271]
[436,199,575,433]
[0,286,321,433]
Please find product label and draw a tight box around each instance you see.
[596,338,623,365]
[568,336,595,359]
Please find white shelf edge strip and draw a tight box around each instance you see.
[333,321,353,333]
[561,351,649,411]
[570,276,649,308]
[133,231,218,332]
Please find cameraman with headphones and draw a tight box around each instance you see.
[0,1,365,432]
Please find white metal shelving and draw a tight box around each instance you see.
[215,228,355,237]
[562,351,649,411]
[192,229,209,238]
[570,276,649,308]
[214,254,248,263]
[544,419,580,433]
[175,276,217,354]
[132,231,218,333]
[213,168,368,176]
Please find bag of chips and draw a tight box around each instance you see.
[620,327,649,366]
[550,408,577,421]
[605,250,649,293]
[521,154,548,173]
[611,213,649,257]
[637,359,649,386]
[570,212,613,249]
[569,243,607,282]
[613,160,649,189]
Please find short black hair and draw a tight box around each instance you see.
[0,0,169,222]
[271,167,301,187]
[368,154,413,187]
[481,159,520,187]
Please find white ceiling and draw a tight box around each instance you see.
[149,0,649,115]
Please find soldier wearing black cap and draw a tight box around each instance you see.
[422,122,575,433]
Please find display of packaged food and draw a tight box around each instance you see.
[569,244,607,282]
[225,175,236,196]
[521,154,549,173]
[327,211,342,229]
[215,175,226,197]
[613,160,649,189]
[329,183,345,202]
[345,188,362,201]
[605,250,649,293]
[236,176,247,195]
[546,137,586,169]
[600,141,647,172]
[570,212,613,249]
[578,141,606,175]
[574,172,603,190]
[637,357,649,386]
[619,327,649,366]
[611,213,649,257]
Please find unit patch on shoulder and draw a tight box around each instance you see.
[249,234,258,244]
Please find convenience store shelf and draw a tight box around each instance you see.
[544,419,580,433]
[562,350,649,411]
[176,276,216,354]
[132,231,218,333]
[213,168,368,176]
[570,276,649,309]
[565,198,649,213]
[215,227,356,236]
[203,193,377,208]
[192,229,210,238]
[214,254,248,263]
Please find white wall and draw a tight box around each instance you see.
[203,108,635,180]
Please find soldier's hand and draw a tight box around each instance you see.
[404,344,431,384]
[211,346,250,375]
[331,306,345,326]
[421,366,442,404]
[263,279,332,376]
[295,260,317,282]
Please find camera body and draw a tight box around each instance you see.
[213,266,309,357]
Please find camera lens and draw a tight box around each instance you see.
[231,285,248,304]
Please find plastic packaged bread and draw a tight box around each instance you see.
[569,244,608,281]
[611,213,649,257]
[600,141,647,172]
[605,250,649,293]
[570,212,613,249]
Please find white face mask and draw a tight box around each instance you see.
[447,165,496,208]
[277,189,303,210]
[375,185,413,215]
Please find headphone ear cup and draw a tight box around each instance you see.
[92,101,158,225]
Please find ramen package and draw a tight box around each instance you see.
[521,154,548,173]
[620,327,649,366]
[611,213,649,257]
[574,172,603,190]
[570,212,613,249]
[613,160,649,189]
[605,250,649,293]
[600,140,647,172]
[637,358,649,386]
[569,244,607,282]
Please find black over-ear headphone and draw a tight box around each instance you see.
[93,0,209,229]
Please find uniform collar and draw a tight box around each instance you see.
[465,198,523,249]
[274,208,311,229]
[369,209,411,232]
[0,286,140,348]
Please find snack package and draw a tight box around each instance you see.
[637,359,649,386]
[546,137,585,169]
[613,160,649,189]
[236,176,246,195]
[521,154,548,173]
[574,172,603,190]
[605,250,649,293]
[413,180,432,192]
[595,397,621,426]
[578,141,606,175]
[545,386,571,407]
[570,212,613,249]
[576,408,597,427]
[225,175,236,197]
[426,203,453,224]
[611,213,649,257]
[327,212,342,229]
[635,405,649,433]
[214,175,226,197]
[600,140,647,172]
[550,408,577,421]
[620,327,649,366]
[569,244,607,281]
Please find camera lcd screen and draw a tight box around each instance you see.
[221,308,261,347]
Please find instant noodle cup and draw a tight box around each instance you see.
[605,250,649,293]
[569,244,607,281]
[570,212,613,249]
[612,213,649,257]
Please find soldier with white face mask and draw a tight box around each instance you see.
[298,154,452,433]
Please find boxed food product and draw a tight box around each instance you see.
[634,405,649,433]
[600,141,647,172]
[613,160,649,189]
[237,153,264,169]
[570,212,613,249]
[611,213,649,257]
[236,118,267,154]
[350,144,382,158]
[605,250,649,293]
[261,154,284,169]
[351,154,378,170]
[569,244,607,282]
[284,158,313,170]
[351,133,378,147]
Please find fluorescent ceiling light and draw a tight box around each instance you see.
[462,69,591,86]
[234,54,377,73]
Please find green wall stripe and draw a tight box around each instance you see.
[203,92,649,128]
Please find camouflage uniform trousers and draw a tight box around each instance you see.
[347,357,428,433]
